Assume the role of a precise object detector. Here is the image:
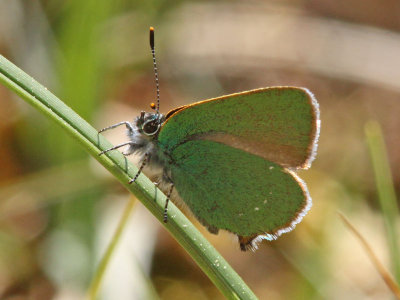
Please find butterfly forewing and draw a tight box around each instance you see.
[159,87,319,169]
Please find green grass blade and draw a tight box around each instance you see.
[0,55,258,300]
[365,120,400,284]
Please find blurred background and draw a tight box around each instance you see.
[0,0,400,299]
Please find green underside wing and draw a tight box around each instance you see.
[157,86,319,249]
[159,87,319,169]
[169,140,310,239]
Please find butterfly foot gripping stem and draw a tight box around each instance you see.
[163,184,174,223]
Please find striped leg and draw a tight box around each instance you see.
[129,153,149,184]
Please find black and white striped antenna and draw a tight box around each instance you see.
[149,27,160,114]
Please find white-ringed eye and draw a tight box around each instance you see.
[142,117,160,136]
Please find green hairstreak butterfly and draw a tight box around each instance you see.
[99,27,320,251]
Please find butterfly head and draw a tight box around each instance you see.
[136,111,165,138]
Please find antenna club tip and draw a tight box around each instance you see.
[149,27,155,49]
[150,26,154,32]
[150,102,156,110]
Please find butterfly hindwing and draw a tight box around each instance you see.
[167,139,311,240]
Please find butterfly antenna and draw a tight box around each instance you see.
[150,26,160,114]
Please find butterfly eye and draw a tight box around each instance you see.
[142,118,160,136]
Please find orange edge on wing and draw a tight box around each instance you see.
[163,86,289,123]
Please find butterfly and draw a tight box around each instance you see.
[99,27,320,251]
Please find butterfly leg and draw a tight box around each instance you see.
[98,121,135,135]
[163,183,174,223]
[129,152,149,184]
[99,141,135,156]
